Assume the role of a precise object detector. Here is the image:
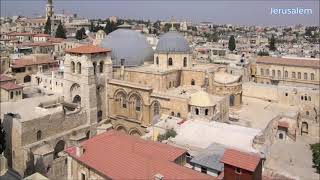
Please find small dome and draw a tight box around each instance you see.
[214,71,241,84]
[156,30,190,53]
[190,91,216,107]
[101,29,154,67]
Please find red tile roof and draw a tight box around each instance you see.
[33,33,51,37]
[0,75,14,82]
[7,32,36,36]
[11,58,57,68]
[65,130,212,180]
[257,56,320,68]
[65,45,111,54]
[0,82,23,91]
[278,121,289,129]
[48,37,64,43]
[220,149,261,172]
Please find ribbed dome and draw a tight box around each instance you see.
[156,31,190,53]
[101,29,154,67]
[190,91,216,107]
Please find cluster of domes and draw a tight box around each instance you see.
[100,25,190,67]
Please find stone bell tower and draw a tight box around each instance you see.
[46,0,53,20]
[63,45,112,125]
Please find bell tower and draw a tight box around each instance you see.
[46,0,53,20]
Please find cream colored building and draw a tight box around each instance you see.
[253,56,320,88]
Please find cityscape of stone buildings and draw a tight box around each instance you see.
[0,0,319,180]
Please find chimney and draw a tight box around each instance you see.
[154,174,164,180]
[75,145,85,157]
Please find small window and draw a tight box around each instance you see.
[205,109,209,116]
[304,73,308,80]
[135,97,141,112]
[272,70,275,77]
[285,93,288,96]
[308,96,311,101]
[301,96,304,100]
[285,71,288,78]
[171,112,175,116]
[201,167,207,174]
[260,69,264,76]
[292,72,296,78]
[195,108,199,115]
[191,79,195,85]
[277,70,281,78]
[37,130,42,140]
[156,56,159,65]
[177,113,181,117]
[304,96,307,101]
[10,91,14,99]
[168,58,173,66]
[298,72,301,79]
[235,167,242,174]
[16,91,18,96]
[183,57,187,67]
[100,61,104,73]
[306,111,309,116]
[311,73,315,80]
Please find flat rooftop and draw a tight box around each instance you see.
[0,95,62,121]
[230,96,298,129]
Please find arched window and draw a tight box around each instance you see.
[156,56,159,65]
[93,62,97,74]
[135,97,141,111]
[195,108,199,115]
[177,113,181,117]
[77,62,81,74]
[121,95,126,108]
[304,73,307,80]
[100,61,104,73]
[153,102,160,115]
[168,58,173,66]
[311,73,315,80]
[169,82,172,88]
[191,79,195,85]
[285,71,288,78]
[292,72,296,78]
[272,70,275,77]
[205,109,209,116]
[277,70,281,78]
[71,61,75,73]
[183,57,187,67]
[298,72,301,79]
[266,69,269,76]
[171,112,175,116]
[260,69,264,76]
[304,96,307,101]
[37,130,42,140]
[308,96,311,101]
[279,133,283,140]
[10,91,13,99]
[97,111,103,122]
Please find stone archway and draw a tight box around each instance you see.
[115,125,127,133]
[70,83,81,103]
[301,122,308,135]
[129,128,142,137]
[72,95,81,104]
[54,140,65,159]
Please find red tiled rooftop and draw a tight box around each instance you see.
[0,82,23,91]
[65,45,111,54]
[257,56,320,68]
[0,75,14,82]
[278,121,289,129]
[220,148,261,172]
[11,58,57,68]
[7,32,36,36]
[65,130,212,180]
[33,33,51,37]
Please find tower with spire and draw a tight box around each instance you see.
[46,0,53,20]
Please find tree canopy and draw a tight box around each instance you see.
[0,120,6,154]
[44,17,51,35]
[228,35,236,51]
[269,34,277,51]
[55,21,67,39]
[75,27,86,40]
[310,143,320,173]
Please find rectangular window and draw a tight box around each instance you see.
[201,167,207,174]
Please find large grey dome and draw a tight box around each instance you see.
[101,29,154,67]
[156,31,190,53]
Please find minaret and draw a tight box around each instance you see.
[46,0,53,20]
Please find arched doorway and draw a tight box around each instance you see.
[54,140,65,159]
[229,95,235,106]
[24,75,31,83]
[301,122,308,135]
[73,95,81,104]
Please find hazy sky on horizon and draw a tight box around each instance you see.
[1,0,319,26]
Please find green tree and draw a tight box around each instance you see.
[310,143,320,173]
[163,23,172,32]
[75,27,86,40]
[55,21,67,39]
[44,17,51,35]
[0,120,6,154]
[228,35,236,51]
[157,129,177,142]
[269,35,277,51]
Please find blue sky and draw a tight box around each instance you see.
[1,0,319,25]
